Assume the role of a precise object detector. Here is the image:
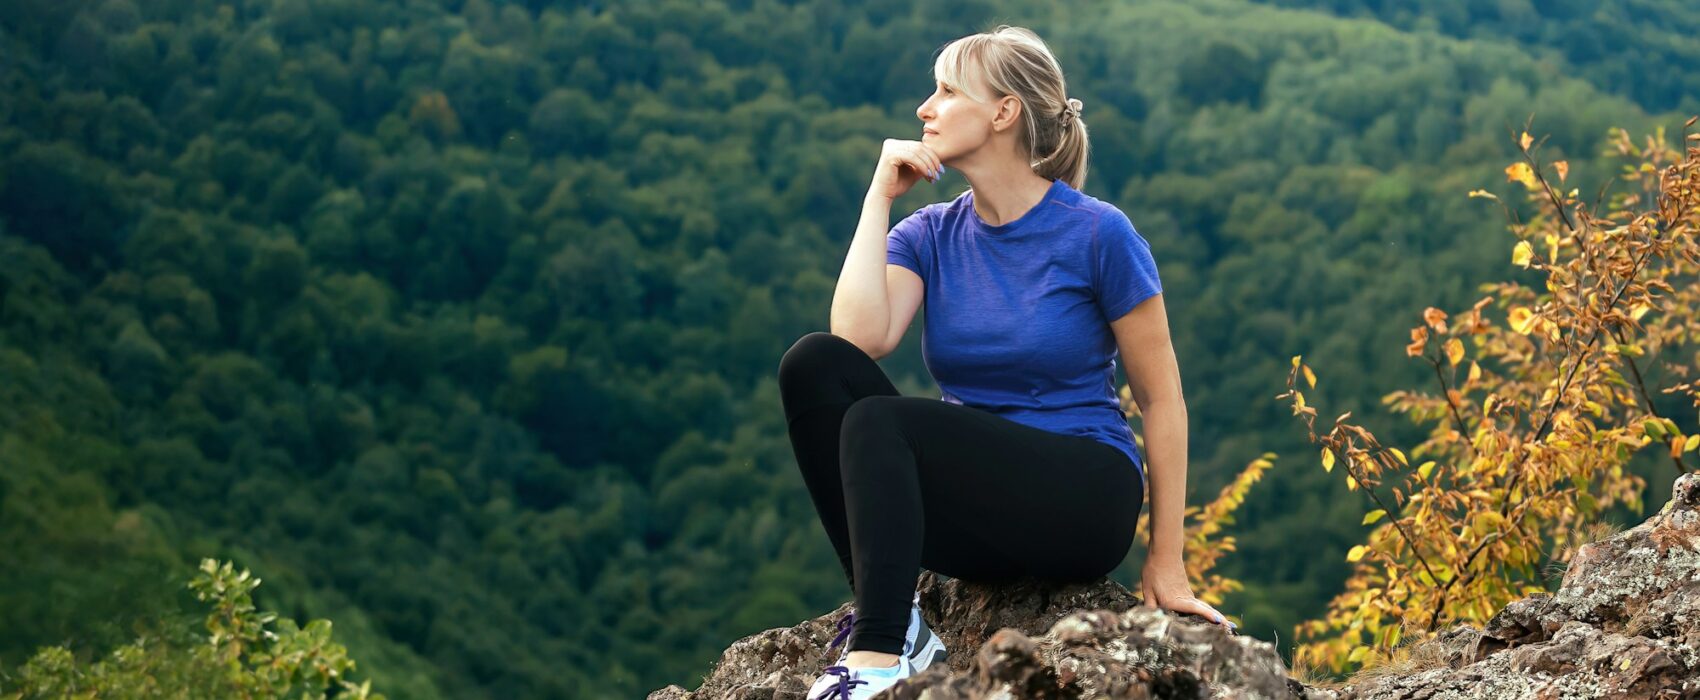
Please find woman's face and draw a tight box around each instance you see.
[916,78,992,161]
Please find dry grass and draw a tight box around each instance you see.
[1282,616,1477,692]
[1541,519,1625,583]
[1286,653,1346,692]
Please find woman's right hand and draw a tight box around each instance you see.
[868,139,943,202]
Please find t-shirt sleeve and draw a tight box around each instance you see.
[886,204,932,280]
[1094,210,1163,320]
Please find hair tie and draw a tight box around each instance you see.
[1060,97,1083,127]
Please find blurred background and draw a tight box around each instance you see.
[1,0,1696,697]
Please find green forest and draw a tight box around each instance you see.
[1,0,1695,697]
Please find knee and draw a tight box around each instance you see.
[840,395,904,437]
[778,331,856,389]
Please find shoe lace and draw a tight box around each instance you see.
[828,611,854,651]
[811,665,868,700]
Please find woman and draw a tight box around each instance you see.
[777,25,1234,699]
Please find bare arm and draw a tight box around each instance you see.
[829,194,897,357]
[1109,293,1187,563]
[831,140,938,359]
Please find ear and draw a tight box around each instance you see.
[991,94,1024,133]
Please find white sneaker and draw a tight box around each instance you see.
[806,655,917,700]
[811,593,947,699]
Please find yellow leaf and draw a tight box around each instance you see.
[1303,364,1316,389]
[1347,545,1367,562]
[1508,307,1536,335]
[1363,509,1386,525]
[1418,461,1436,480]
[1346,473,1358,491]
[1322,447,1336,473]
[1444,338,1464,366]
[1630,304,1652,322]
[1467,189,1499,200]
[1389,447,1408,466]
[1554,160,1569,183]
[1684,435,1698,453]
[1511,240,1533,268]
[1292,355,1302,368]
[1467,361,1481,385]
[1520,131,1533,150]
[1295,391,1306,410]
[1505,162,1537,189]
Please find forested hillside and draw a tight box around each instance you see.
[0,0,1692,697]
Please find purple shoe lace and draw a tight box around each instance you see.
[828,611,855,652]
[812,665,869,700]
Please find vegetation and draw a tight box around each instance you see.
[1278,122,1698,671]
[2,559,381,700]
[2,0,1695,696]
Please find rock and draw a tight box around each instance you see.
[653,474,1700,699]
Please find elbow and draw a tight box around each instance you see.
[1136,393,1186,416]
[827,324,889,361]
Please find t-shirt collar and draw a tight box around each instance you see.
[969,178,1066,235]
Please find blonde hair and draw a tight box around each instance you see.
[933,25,1090,191]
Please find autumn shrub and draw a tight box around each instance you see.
[1274,118,1700,672]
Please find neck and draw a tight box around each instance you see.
[964,168,1054,226]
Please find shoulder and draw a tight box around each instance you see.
[1065,187,1129,228]
[935,188,974,217]
[1049,186,1137,248]
[905,190,971,233]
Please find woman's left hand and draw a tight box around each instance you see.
[1141,558,1237,632]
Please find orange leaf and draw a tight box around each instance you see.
[1554,160,1569,183]
[1520,131,1533,151]
[1423,307,1449,333]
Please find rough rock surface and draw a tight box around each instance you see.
[652,474,1700,699]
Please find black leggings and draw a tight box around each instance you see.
[777,332,1145,654]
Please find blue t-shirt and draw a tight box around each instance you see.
[886,177,1161,476]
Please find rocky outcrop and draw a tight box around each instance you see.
[652,473,1700,699]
